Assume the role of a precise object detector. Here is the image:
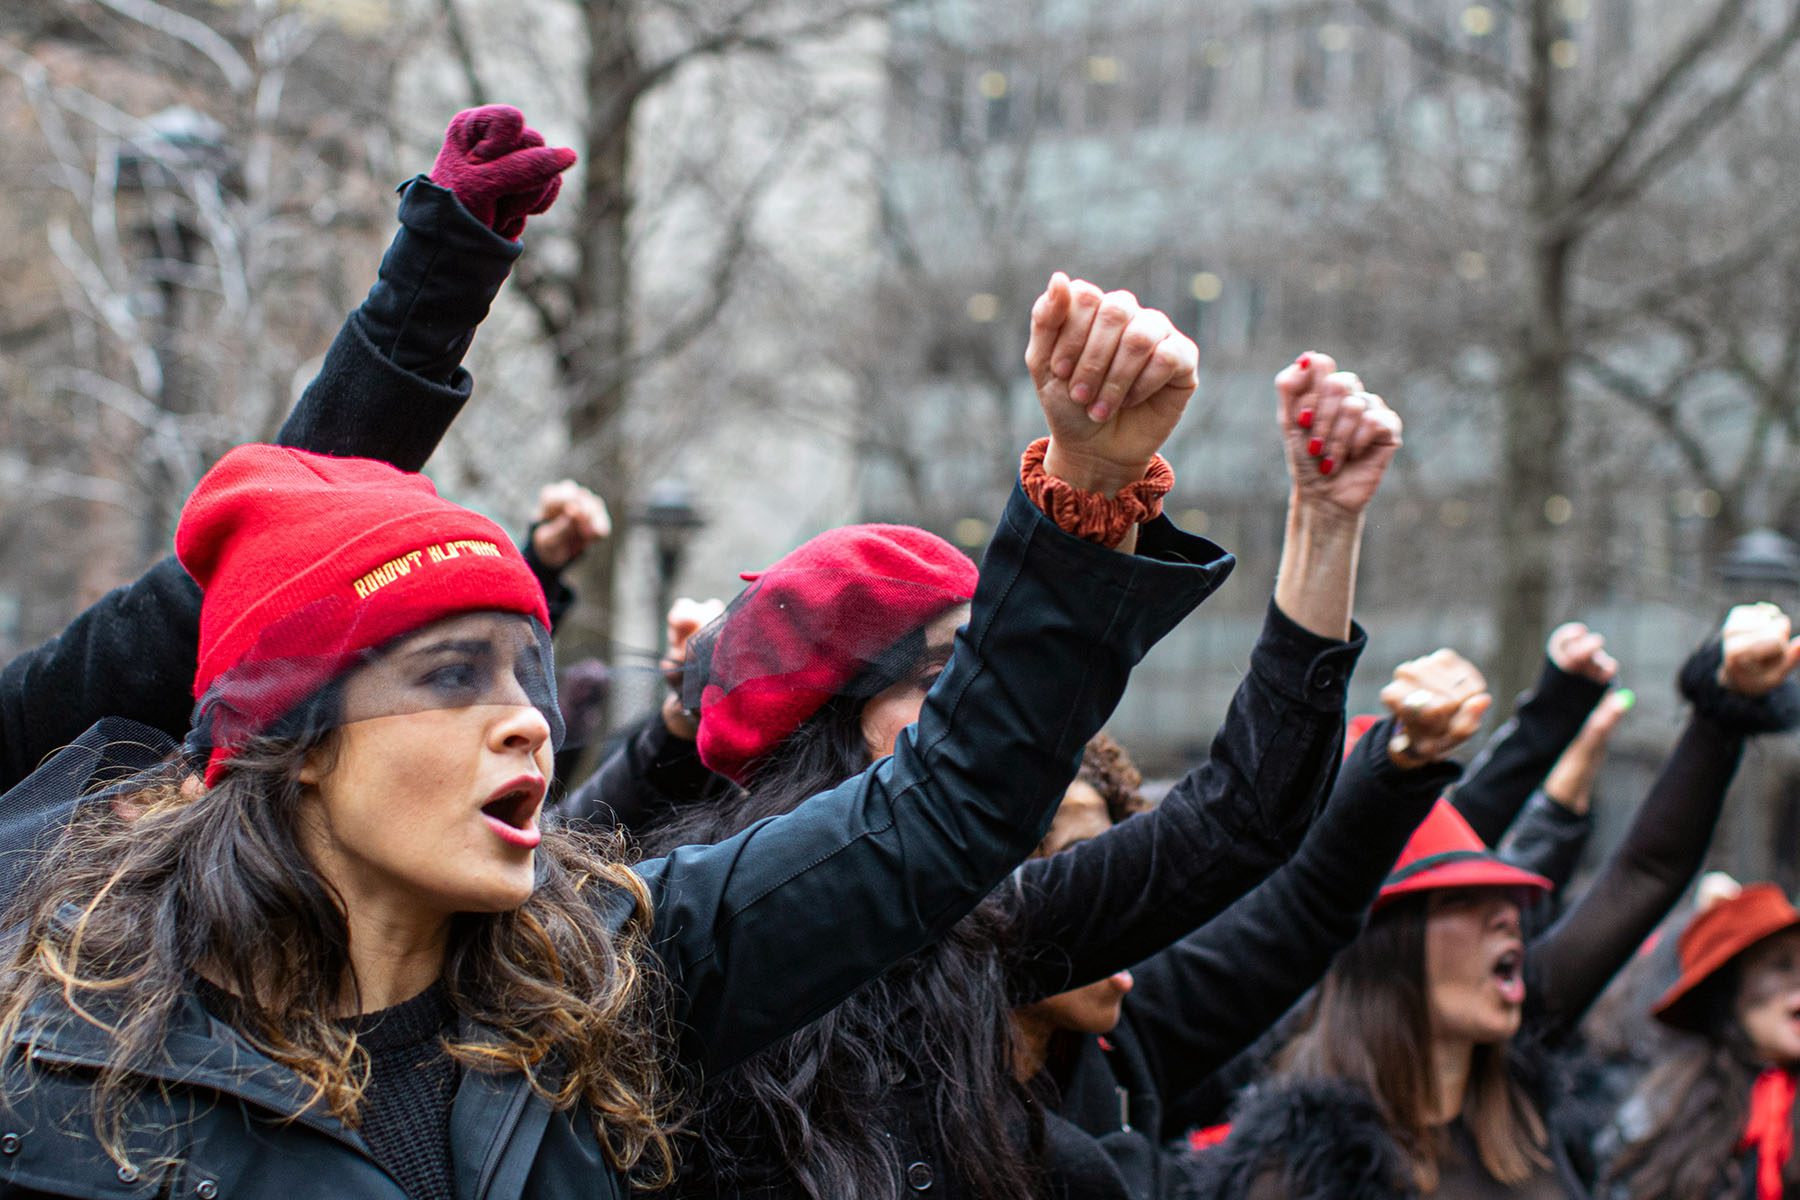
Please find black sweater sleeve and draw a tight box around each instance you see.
[518,528,577,632]
[0,178,518,791]
[628,489,1236,1076]
[1526,715,1742,1039]
[1451,656,1609,847]
[1005,601,1366,1005]
[276,177,520,466]
[1120,719,1456,1106]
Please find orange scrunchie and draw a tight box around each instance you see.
[1019,438,1175,547]
[1739,1066,1797,1200]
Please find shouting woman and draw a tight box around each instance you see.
[0,273,1213,1199]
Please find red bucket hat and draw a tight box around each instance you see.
[1375,799,1553,910]
[1652,884,1800,1032]
[693,524,978,786]
[177,445,551,785]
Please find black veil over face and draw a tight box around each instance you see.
[189,608,563,782]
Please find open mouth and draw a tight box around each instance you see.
[481,778,544,849]
[1491,946,1525,1005]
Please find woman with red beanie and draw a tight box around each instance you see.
[0,273,1214,1200]
[1605,883,1800,1199]
[582,298,1407,1195]
[1190,603,1800,1200]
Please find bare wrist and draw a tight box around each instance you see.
[1287,491,1366,540]
[1044,440,1149,497]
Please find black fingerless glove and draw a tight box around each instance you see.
[1679,639,1800,734]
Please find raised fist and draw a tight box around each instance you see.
[1378,649,1492,768]
[1025,273,1197,496]
[1274,352,1402,517]
[531,480,610,570]
[1718,602,1800,697]
[1547,622,1618,685]
[661,596,724,740]
[431,105,578,239]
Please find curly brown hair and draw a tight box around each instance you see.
[0,731,680,1185]
[1076,732,1147,823]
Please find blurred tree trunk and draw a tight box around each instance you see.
[1496,0,1573,705]
[559,0,639,693]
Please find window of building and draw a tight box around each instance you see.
[940,62,968,149]
[1082,52,1121,131]
[1601,0,1634,55]
[980,68,1014,140]
[1412,0,1448,92]
[1134,29,1168,126]
[1035,79,1064,131]
[1257,10,1279,108]
[1294,25,1327,109]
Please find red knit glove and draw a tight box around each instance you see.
[430,105,577,240]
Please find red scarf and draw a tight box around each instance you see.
[1739,1067,1797,1200]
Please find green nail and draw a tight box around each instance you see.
[1615,688,1636,711]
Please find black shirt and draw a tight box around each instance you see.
[345,983,459,1200]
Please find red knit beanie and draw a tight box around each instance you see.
[693,524,978,785]
[177,445,551,784]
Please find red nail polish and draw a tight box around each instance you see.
[1297,408,1314,430]
[1297,354,1312,370]
[1320,457,1336,475]
[1307,437,1324,457]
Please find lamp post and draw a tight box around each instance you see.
[640,478,705,638]
[1718,528,1800,607]
[1716,526,1800,887]
[115,106,231,559]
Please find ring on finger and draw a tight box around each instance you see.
[1403,688,1435,712]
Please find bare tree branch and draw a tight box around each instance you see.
[587,0,893,142]
[1564,5,1800,226]
[87,0,253,93]
[1564,0,1750,212]
[1574,352,1725,491]
[1349,0,1524,93]
[1573,211,1800,339]
[437,0,493,105]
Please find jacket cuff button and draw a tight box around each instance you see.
[195,1181,219,1199]
[117,1164,140,1183]
[0,1133,18,1155]
[906,1161,934,1191]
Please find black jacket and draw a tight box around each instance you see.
[669,601,1364,1200]
[0,485,1232,1199]
[1042,720,1458,1198]
[0,177,518,792]
[1500,789,1592,896]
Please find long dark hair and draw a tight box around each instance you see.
[648,642,1043,1200]
[1606,967,1789,1200]
[0,729,680,1185]
[1277,896,1549,1191]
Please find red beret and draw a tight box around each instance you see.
[695,524,977,785]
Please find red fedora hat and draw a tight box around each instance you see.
[1375,799,1553,911]
[1652,883,1800,1032]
